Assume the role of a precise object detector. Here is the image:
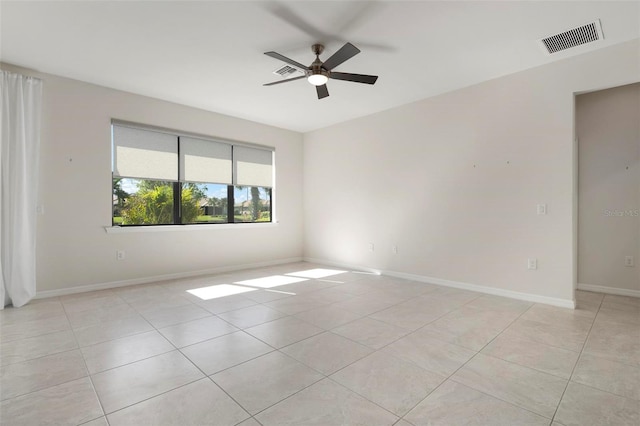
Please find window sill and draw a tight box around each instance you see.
[105,222,279,234]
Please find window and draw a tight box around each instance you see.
[112,123,273,226]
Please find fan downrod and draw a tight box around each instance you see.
[311,44,325,56]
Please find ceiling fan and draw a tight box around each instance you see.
[263,42,378,99]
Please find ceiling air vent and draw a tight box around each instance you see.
[272,64,303,77]
[539,20,604,54]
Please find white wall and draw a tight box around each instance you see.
[577,83,640,296]
[303,40,640,304]
[1,63,304,296]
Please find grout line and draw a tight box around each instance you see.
[60,301,109,422]
[550,295,604,423]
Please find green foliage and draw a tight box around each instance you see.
[120,181,202,225]
[121,183,174,224]
[180,186,202,223]
[112,178,129,217]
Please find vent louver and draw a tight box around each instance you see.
[273,65,303,77]
[540,20,604,54]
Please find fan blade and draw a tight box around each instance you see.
[263,75,306,86]
[330,72,378,85]
[321,43,360,71]
[316,84,329,99]
[264,51,308,71]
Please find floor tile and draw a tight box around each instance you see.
[66,302,140,329]
[295,304,363,330]
[80,417,109,426]
[331,294,402,316]
[575,290,604,305]
[583,319,640,366]
[0,330,78,366]
[92,350,204,414]
[335,281,380,296]
[601,295,640,313]
[0,300,66,326]
[421,306,517,351]
[595,306,640,327]
[404,380,550,426]
[331,351,445,416]
[281,332,373,375]
[451,353,567,418]
[74,315,153,347]
[382,329,476,377]
[272,279,340,295]
[140,303,212,329]
[81,330,174,374]
[211,351,323,414]
[332,317,410,349]
[61,293,127,315]
[158,316,238,348]
[370,299,451,331]
[0,314,71,342]
[464,295,532,314]
[0,377,103,426]
[218,304,287,329]
[236,418,261,426]
[126,294,194,312]
[519,303,596,325]
[501,317,590,352]
[4,263,638,425]
[554,381,639,426]
[107,378,249,426]
[256,378,398,425]
[196,294,258,314]
[244,316,323,348]
[264,295,329,315]
[418,288,482,310]
[481,334,579,379]
[181,331,273,375]
[572,353,640,400]
[242,289,293,303]
[0,349,87,400]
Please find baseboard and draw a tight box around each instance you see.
[35,257,304,299]
[578,283,640,298]
[304,257,575,309]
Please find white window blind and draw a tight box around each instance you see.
[233,146,273,187]
[113,125,178,181]
[180,137,232,184]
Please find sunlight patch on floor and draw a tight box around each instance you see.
[187,284,257,300]
[234,275,308,288]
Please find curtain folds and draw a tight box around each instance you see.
[0,70,43,309]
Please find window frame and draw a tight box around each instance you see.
[111,120,274,227]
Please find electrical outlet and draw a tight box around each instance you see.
[116,250,125,261]
[527,258,537,270]
[625,256,634,267]
[36,205,45,215]
[392,245,398,254]
[368,243,374,252]
[537,204,547,215]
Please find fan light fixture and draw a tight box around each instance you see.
[307,73,328,86]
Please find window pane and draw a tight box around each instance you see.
[234,186,271,223]
[112,178,174,225]
[182,183,229,224]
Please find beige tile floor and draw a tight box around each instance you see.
[1,262,638,425]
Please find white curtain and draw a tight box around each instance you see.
[0,70,43,309]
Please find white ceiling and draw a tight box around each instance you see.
[1,1,638,132]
